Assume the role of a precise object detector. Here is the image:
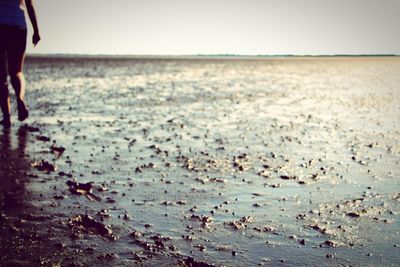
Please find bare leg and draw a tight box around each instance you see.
[8,47,29,121]
[0,51,11,127]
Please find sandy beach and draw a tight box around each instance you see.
[1,56,399,266]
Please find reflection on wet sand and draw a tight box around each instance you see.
[0,126,34,265]
[0,126,62,266]
[1,126,29,214]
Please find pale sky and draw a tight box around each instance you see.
[26,0,400,55]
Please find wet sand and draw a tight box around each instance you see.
[1,56,399,266]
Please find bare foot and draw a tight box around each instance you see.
[0,118,11,128]
[17,101,29,122]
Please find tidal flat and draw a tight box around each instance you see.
[1,56,399,266]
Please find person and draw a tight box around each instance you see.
[0,0,40,128]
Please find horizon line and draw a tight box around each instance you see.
[25,53,400,59]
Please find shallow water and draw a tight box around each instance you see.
[1,57,399,266]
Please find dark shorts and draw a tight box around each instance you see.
[0,24,27,54]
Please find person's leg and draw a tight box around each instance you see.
[7,29,28,122]
[0,51,11,127]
